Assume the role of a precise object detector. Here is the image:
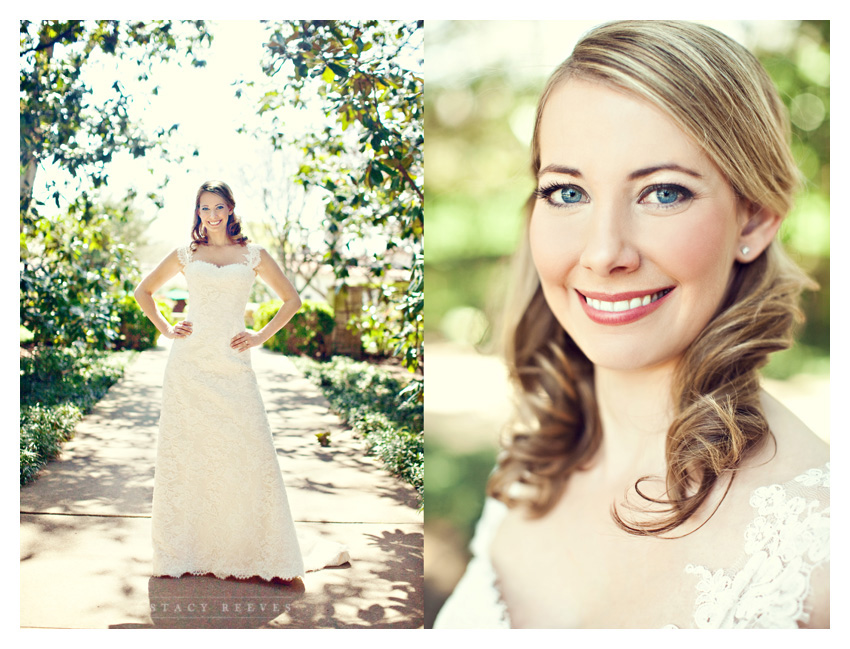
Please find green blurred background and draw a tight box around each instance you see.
[423,20,830,628]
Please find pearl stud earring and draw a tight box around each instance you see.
[741,245,750,256]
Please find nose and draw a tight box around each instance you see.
[578,203,640,276]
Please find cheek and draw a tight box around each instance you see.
[659,210,737,291]
[528,211,582,282]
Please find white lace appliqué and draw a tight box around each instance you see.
[176,243,192,268]
[685,464,830,629]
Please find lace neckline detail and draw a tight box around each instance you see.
[178,243,260,271]
[189,258,252,270]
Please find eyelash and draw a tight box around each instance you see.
[534,182,695,210]
[639,183,694,208]
[533,182,586,207]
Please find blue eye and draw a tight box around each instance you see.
[655,188,679,203]
[641,184,693,208]
[535,183,588,208]
[559,187,584,203]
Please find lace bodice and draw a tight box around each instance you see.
[434,463,830,629]
[177,243,261,336]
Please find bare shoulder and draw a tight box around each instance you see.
[156,247,185,271]
[251,244,273,264]
[137,248,184,292]
[761,388,827,471]
[801,560,830,628]
[730,389,828,492]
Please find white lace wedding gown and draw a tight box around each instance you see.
[152,242,349,580]
[434,463,830,628]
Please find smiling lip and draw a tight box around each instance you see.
[577,287,674,325]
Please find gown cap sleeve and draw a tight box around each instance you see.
[176,244,192,268]
[247,243,262,270]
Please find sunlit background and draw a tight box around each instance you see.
[423,20,830,627]
[29,22,336,300]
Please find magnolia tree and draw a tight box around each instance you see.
[256,20,424,399]
[20,20,211,348]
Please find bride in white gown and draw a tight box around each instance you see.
[434,21,829,629]
[135,180,349,581]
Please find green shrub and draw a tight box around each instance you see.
[20,206,142,350]
[114,294,173,351]
[294,356,424,503]
[20,346,128,409]
[20,403,83,486]
[255,299,335,359]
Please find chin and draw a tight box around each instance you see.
[583,350,676,374]
[561,322,683,374]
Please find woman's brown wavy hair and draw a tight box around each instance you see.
[190,180,248,251]
[486,21,817,536]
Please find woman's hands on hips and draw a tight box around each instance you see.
[166,321,193,339]
[231,331,263,352]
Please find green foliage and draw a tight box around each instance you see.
[114,295,173,351]
[20,201,142,349]
[20,20,212,221]
[258,20,423,399]
[762,342,830,381]
[20,347,133,485]
[755,21,830,359]
[20,20,210,355]
[294,355,423,503]
[20,403,83,486]
[20,346,129,408]
[358,304,396,357]
[356,280,413,358]
[425,437,499,549]
[254,299,335,359]
[423,39,540,344]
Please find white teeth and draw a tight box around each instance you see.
[586,290,668,313]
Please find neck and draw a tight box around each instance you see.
[205,230,231,247]
[590,360,678,483]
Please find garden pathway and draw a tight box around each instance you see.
[20,339,423,629]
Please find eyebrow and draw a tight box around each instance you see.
[537,163,703,180]
[538,164,582,178]
[628,164,703,180]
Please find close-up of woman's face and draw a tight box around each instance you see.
[197,191,233,230]
[530,79,750,373]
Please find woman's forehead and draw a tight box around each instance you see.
[198,191,227,205]
[537,79,710,176]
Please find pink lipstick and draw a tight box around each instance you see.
[577,287,674,325]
